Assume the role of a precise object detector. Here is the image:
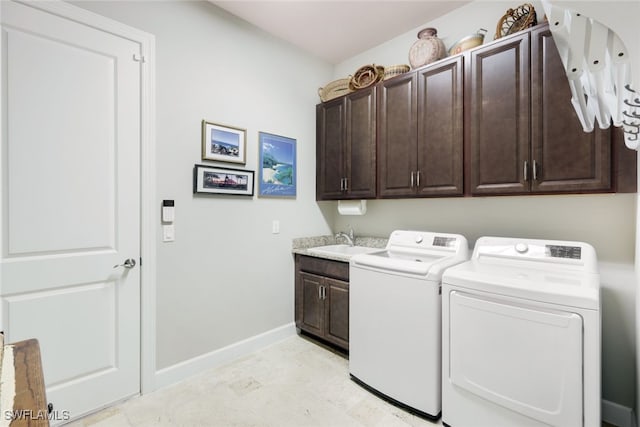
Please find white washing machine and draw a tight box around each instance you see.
[349,230,469,420]
[442,236,601,427]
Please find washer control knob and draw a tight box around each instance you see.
[415,235,424,244]
[515,243,529,254]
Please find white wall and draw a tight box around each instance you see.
[331,0,638,413]
[73,1,333,369]
[334,0,545,80]
[332,194,636,263]
[74,0,637,415]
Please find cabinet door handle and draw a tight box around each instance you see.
[410,171,415,188]
[523,160,529,182]
[323,286,327,300]
[344,178,348,191]
[533,160,539,181]
[340,178,345,191]
[416,170,421,188]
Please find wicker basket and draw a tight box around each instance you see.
[318,78,352,102]
[384,64,410,80]
[349,64,385,90]
[495,3,537,39]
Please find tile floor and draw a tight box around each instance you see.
[69,335,618,427]
[69,335,441,427]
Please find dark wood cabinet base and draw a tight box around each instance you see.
[294,254,350,351]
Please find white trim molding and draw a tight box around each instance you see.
[138,21,157,397]
[155,323,297,390]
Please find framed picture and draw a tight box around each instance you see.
[258,132,297,198]
[193,164,254,196]
[201,120,246,164]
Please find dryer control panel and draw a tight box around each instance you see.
[472,236,598,273]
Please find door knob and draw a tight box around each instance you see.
[113,258,136,269]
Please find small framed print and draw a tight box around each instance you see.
[201,120,246,164]
[258,132,296,198]
[193,164,254,196]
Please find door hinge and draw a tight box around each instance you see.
[133,54,147,63]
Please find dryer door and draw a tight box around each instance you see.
[448,291,582,426]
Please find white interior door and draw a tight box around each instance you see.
[1,1,142,420]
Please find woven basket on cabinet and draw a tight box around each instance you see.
[318,78,352,102]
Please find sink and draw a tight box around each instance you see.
[307,244,380,258]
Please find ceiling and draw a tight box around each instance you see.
[211,1,471,64]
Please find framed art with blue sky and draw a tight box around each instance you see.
[258,132,296,198]
[202,120,246,164]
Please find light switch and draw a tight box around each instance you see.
[272,220,280,234]
[163,224,175,242]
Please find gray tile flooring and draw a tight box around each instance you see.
[68,335,442,427]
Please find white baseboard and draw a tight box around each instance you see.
[603,399,637,427]
[154,322,297,391]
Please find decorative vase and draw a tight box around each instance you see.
[408,27,447,69]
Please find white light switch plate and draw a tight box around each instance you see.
[272,220,280,234]
[163,224,175,242]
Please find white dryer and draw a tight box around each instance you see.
[442,236,600,427]
[350,230,469,420]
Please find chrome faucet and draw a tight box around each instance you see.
[335,226,355,246]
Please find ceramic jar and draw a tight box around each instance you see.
[408,27,447,69]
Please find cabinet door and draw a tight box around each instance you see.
[468,33,530,195]
[417,56,464,196]
[345,87,377,199]
[316,98,346,200]
[530,25,611,193]
[377,72,418,197]
[299,272,324,336]
[324,278,349,349]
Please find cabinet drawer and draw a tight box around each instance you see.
[296,255,349,281]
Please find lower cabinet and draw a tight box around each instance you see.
[295,254,349,350]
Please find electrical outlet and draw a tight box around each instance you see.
[272,220,280,234]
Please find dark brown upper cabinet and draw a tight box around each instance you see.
[530,25,610,193]
[377,72,417,197]
[467,30,530,195]
[316,23,634,201]
[378,56,464,198]
[316,87,376,200]
[417,56,464,196]
[468,24,612,196]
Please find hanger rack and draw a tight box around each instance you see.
[543,1,640,149]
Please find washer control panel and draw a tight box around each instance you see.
[546,244,582,259]
[387,230,467,253]
[433,236,457,248]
